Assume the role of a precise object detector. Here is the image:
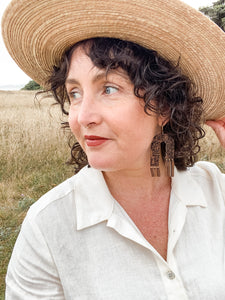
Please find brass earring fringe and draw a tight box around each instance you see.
[150,133,174,177]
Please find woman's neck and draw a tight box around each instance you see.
[103,165,171,207]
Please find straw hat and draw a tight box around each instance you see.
[2,0,225,120]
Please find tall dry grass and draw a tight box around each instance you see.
[199,125,225,172]
[0,90,224,298]
[0,91,73,206]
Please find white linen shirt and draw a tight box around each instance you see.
[5,161,225,300]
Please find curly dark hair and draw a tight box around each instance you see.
[47,37,205,173]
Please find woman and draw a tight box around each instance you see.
[2,0,225,299]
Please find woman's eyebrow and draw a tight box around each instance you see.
[65,71,107,86]
[65,78,79,85]
[92,71,107,84]
[94,69,130,83]
[65,69,129,85]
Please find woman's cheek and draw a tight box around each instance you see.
[68,113,73,131]
[68,112,78,135]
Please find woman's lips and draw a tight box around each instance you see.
[84,135,109,147]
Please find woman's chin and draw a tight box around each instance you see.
[88,158,119,172]
[88,162,113,172]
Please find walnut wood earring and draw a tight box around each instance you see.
[150,129,174,177]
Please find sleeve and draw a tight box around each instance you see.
[217,166,225,204]
[196,161,225,204]
[5,214,65,300]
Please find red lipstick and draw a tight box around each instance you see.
[84,135,109,147]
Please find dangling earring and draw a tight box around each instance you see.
[150,126,174,177]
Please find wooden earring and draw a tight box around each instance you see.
[150,128,174,177]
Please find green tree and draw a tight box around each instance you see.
[200,0,225,31]
[22,80,41,90]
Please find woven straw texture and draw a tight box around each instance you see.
[2,0,225,120]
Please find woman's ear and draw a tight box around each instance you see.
[158,114,170,128]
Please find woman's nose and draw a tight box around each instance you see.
[77,94,101,128]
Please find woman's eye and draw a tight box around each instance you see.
[69,91,81,100]
[105,86,118,95]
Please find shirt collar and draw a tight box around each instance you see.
[172,166,207,208]
[75,166,114,230]
[75,165,207,230]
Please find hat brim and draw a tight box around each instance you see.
[2,0,225,120]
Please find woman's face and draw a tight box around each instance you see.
[66,46,161,173]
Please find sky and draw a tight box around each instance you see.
[0,0,215,89]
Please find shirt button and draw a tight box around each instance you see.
[167,270,176,280]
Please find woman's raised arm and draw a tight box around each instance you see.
[206,118,225,149]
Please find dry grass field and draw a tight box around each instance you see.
[0,90,224,298]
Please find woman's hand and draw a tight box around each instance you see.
[206,118,225,149]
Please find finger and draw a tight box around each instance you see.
[205,120,225,148]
